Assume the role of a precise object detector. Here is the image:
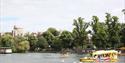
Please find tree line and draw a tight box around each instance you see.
[0,13,125,53]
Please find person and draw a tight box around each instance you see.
[94,55,98,59]
[97,55,101,62]
[94,55,99,63]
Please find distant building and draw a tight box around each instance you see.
[37,32,42,36]
[31,32,37,36]
[0,33,1,37]
[0,32,4,36]
[12,25,24,37]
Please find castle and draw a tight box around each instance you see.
[12,25,24,37]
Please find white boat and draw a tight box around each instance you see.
[0,47,12,54]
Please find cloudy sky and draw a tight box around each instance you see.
[0,0,124,32]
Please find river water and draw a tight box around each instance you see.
[0,53,125,63]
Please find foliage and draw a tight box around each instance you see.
[37,36,48,49]
[51,36,62,51]
[59,30,73,48]
[120,26,125,46]
[13,36,30,52]
[105,13,122,48]
[72,17,89,49]
[47,28,60,36]
[0,34,14,47]
[91,16,108,48]
[0,13,124,53]
[42,31,54,46]
[16,41,30,53]
[27,34,38,51]
[92,13,123,49]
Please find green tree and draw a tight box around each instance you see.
[47,28,60,36]
[42,28,61,50]
[72,17,89,49]
[51,36,62,51]
[0,37,1,47]
[16,41,30,52]
[92,13,123,49]
[13,35,29,52]
[105,13,122,48]
[37,36,48,50]
[120,24,125,46]
[42,31,54,47]
[91,16,108,48]
[27,34,38,51]
[0,34,14,47]
[59,30,73,49]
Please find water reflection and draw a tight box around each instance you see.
[0,53,124,63]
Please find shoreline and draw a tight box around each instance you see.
[1,52,125,56]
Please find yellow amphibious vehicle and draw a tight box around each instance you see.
[80,50,118,62]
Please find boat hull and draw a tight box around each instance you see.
[80,58,118,62]
[80,58,95,62]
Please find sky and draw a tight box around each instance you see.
[0,0,125,32]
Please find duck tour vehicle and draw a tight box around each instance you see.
[80,50,118,62]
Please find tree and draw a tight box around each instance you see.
[122,9,125,15]
[91,13,123,49]
[72,17,89,49]
[47,28,60,36]
[120,24,125,46]
[42,31,55,47]
[0,34,14,47]
[0,37,1,47]
[16,41,30,52]
[105,13,122,48]
[91,16,108,48]
[27,34,38,51]
[12,35,29,52]
[51,36,62,51]
[59,30,73,49]
[37,36,48,50]
[42,28,61,50]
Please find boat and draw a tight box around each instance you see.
[80,57,96,62]
[80,50,118,62]
[0,47,12,54]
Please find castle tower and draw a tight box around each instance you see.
[12,25,24,37]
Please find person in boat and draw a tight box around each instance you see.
[102,54,110,60]
[93,55,98,59]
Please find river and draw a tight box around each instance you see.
[0,53,125,63]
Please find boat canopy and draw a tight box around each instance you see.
[92,50,118,56]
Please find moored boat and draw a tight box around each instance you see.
[0,47,12,54]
